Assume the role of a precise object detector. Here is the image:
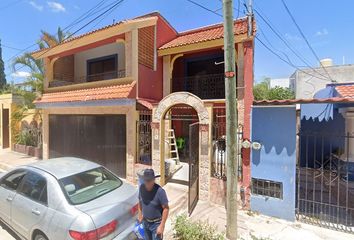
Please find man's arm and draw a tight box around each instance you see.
[157,204,169,235]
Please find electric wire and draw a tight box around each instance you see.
[10,0,127,75]
[280,0,335,82]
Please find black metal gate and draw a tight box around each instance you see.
[297,131,354,233]
[188,122,199,215]
[137,111,152,165]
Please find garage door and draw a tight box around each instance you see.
[49,115,127,178]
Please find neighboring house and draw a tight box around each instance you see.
[0,94,23,149]
[251,82,354,232]
[291,59,354,99]
[33,12,255,212]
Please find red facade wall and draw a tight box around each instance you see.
[137,16,177,101]
[242,40,254,206]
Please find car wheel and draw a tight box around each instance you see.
[34,232,48,240]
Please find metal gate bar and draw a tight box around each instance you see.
[297,132,354,233]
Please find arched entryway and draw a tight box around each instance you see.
[151,92,210,214]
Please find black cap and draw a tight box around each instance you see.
[143,169,160,181]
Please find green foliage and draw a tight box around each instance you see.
[253,79,295,101]
[173,214,225,240]
[16,130,36,147]
[0,40,6,89]
[11,27,69,95]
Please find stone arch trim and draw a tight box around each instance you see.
[153,92,209,124]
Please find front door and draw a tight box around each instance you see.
[188,122,199,215]
[2,109,10,148]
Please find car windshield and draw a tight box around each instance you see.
[59,167,122,205]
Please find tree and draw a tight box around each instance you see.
[0,39,6,89]
[253,78,295,101]
[12,27,69,95]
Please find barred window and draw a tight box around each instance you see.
[251,178,283,199]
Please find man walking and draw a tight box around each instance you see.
[138,169,169,240]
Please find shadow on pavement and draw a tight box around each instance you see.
[0,221,21,240]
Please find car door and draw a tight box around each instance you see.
[0,169,27,224]
[11,170,48,238]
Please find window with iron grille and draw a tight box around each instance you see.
[251,178,283,199]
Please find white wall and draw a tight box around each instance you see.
[270,78,290,89]
[74,42,125,80]
[293,64,354,99]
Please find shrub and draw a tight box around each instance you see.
[173,214,225,240]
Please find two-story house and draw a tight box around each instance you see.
[33,12,255,211]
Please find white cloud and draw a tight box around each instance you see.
[29,1,44,11]
[315,28,329,36]
[47,1,66,12]
[284,33,301,41]
[11,71,31,78]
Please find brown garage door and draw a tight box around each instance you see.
[49,115,127,178]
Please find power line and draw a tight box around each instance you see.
[255,35,331,81]
[185,0,329,82]
[7,0,115,65]
[1,44,22,51]
[186,0,223,17]
[280,0,335,82]
[12,0,127,74]
[253,7,331,81]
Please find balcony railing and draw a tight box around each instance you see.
[172,73,225,99]
[50,70,126,88]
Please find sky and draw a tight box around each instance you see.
[0,0,354,84]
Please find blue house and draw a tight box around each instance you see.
[251,83,354,232]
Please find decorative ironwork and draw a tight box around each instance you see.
[297,131,354,233]
[50,69,126,87]
[211,106,243,180]
[137,111,152,165]
[172,73,225,100]
[252,178,283,199]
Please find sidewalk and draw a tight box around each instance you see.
[0,149,39,171]
[170,201,354,240]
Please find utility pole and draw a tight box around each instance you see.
[222,0,238,239]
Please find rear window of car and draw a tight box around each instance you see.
[59,167,122,205]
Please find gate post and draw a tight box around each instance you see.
[199,123,210,201]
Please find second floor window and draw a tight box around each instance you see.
[87,54,118,82]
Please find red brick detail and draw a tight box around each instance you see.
[138,26,155,69]
[200,124,209,132]
[34,82,136,104]
[151,122,159,129]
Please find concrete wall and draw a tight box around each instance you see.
[293,64,354,99]
[251,106,297,221]
[74,42,125,81]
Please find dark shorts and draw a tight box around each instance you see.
[143,220,162,240]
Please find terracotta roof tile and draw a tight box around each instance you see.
[159,17,251,50]
[335,85,354,98]
[253,97,354,106]
[35,82,136,104]
[31,15,157,56]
